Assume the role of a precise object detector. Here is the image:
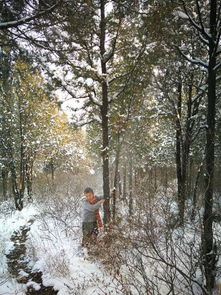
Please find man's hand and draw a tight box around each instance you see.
[99,199,105,204]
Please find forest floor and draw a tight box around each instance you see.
[0,198,118,295]
[6,220,58,294]
[1,194,221,295]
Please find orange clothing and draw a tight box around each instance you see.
[89,197,103,227]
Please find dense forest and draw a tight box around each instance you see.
[0,1,220,295]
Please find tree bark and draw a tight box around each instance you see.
[2,168,8,200]
[100,0,110,224]
[26,159,33,200]
[123,163,127,200]
[154,166,157,191]
[202,0,218,291]
[175,73,195,224]
[181,75,193,201]
[10,162,23,211]
[129,157,133,216]
[18,91,26,207]
[2,88,23,210]
[118,170,122,197]
[111,132,121,223]
[51,159,55,182]
[191,162,203,220]
[175,78,185,224]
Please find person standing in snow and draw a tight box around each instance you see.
[81,187,105,247]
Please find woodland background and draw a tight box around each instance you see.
[0,1,220,294]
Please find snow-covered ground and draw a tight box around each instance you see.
[0,201,38,294]
[0,198,120,295]
[1,191,220,295]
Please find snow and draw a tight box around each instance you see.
[89,169,96,175]
[1,191,220,295]
[26,281,41,291]
[174,11,189,20]
[0,202,38,294]
[85,78,94,87]
[0,199,121,295]
[0,1,59,29]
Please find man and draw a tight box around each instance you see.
[81,187,105,247]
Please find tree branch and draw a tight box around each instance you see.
[0,1,62,29]
[176,46,208,68]
[181,0,211,41]
[103,19,122,64]
[195,0,206,35]
[88,92,102,107]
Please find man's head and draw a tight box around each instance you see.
[84,187,94,201]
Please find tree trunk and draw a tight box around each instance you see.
[129,158,133,216]
[123,163,127,200]
[3,91,24,211]
[202,1,218,291]
[181,76,193,202]
[188,156,193,199]
[2,168,8,200]
[1,49,10,202]
[162,166,168,194]
[19,144,26,205]
[154,166,157,191]
[26,160,33,200]
[111,133,121,223]
[191,162,203,220]
[100,0,110,224]
[118,170,122,197]
[174,71,200,224]
[18,92,26,206]
[175,79,185,224]
[51,159,55,182]
[3,102,23,210]
[10,163,23,210]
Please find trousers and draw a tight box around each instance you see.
[82,221,98,247]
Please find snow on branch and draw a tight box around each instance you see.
[214,61,221,71]
[181,0,211,41]
[198,32,209,46]
[59,82,88,100]
[88,92,102,107]
[72,119,96,128]
[176,47,208,68]
[0,1,62,29]
[103,20,121,64]
[174,11,189,20]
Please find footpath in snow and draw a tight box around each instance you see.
[0,199,119,295]
[6,220,58,294]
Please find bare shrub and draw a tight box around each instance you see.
[25,189,81,278]
[94,189,218,295]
